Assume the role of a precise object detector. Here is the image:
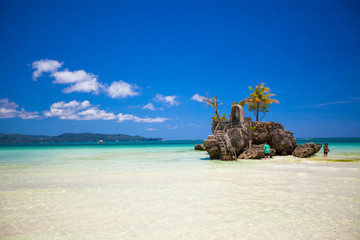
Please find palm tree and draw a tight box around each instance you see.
[245,82,279,122]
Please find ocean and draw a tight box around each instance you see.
[0,138,359,239]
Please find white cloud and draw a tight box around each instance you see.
[51,70,103,94]
[117,113,168,123]
[17,109,41,119]
[191,93,204,102]
[117,113,137,122]
[1,98,169,124]
[168,126,178,130]
[32,59,140,98]
[0,98,40,119]
[142,103,156,111]
[43,100,116,120]
[135,117,168,123]
[314,99,360,108]
[146,128,158,131]
[52,69,94,84]
[107,80,139,98]
[78,108,117,120]
[32,59,63,81]
[154,93,180,106]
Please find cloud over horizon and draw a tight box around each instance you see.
[117,113,168,123]
[0,98,40,119]
[43,100,169,123]
[43,100,116,120]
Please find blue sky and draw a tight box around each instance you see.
[0,0,359,140]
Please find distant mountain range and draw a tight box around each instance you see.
[0,133,163,144]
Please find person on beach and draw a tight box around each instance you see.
[323,143,330,157]
[264,142,270,159]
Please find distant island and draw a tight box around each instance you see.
[0,133,163,144]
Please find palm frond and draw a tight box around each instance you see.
[245,82,279,121]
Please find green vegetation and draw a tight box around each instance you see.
[203,82,279,125]
[244,82,279,122]
[210,113,230,126]
[0,133,163,144]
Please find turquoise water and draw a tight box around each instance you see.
[297,138,360,161]
[0,139,359,239]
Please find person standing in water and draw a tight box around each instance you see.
[323,143,330,157]
[264,142,270,159]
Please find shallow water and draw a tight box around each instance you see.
[0,140,359,239]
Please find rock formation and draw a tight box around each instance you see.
[227,127,250,156]
[200,104,322,160]
[194,143,206,151]
[204,105,250,160]
[238,144,276,159]
[203,135,221,159]
[292,143,322,158]
[252,122,297,155]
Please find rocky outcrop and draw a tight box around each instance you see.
[292,142,322,158]
[206,120,251,159]
[270,129,297,155]
[204,121,300,160]
[199,105,321,160]
[203,137,221,159]
[202,121,322,160]
[227,127,250,156]
[194,144,206,151]
[252,122,271,144]
[253,122,297,155]
[238,144,276,159]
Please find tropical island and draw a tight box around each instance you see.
[195,82,322,160]
[0,133,163,144]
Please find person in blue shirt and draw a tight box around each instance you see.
[264,142,270,159]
